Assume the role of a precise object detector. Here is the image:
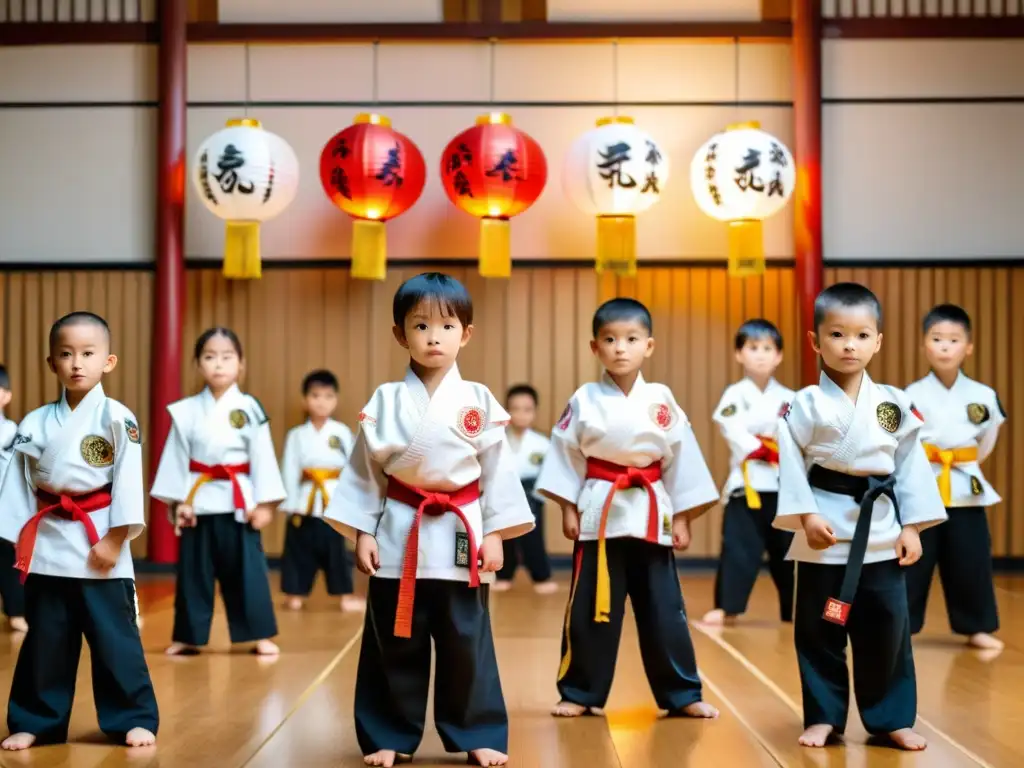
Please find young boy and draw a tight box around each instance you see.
[702,319,795,626]
[280,369,365,613]
[0,365,27,632]
[904,304,1005,650]
[774,283,946,750]
[0,312,158,751]
[536,297,720,720]
[324,273,535,768]
[493,384,556,595]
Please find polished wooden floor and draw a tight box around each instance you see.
[0,568,1021,767]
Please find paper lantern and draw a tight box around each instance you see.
[564,116,669,276]
[319,113,427,281]
[193,118,299,279]
[440,113,547,278]
[690,122,795,278]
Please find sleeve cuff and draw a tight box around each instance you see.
[482,512,535,540]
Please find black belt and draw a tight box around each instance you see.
[807,465,900,626]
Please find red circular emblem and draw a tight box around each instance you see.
[556,402,573,431]
[458,407,485,438]
[778,402,791,419]
[649,403,673,430]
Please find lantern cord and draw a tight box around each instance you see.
[733,37,740,120]
[488,40,496,104]
[612,40,619,118]
[243,43,251,118]
[372,41,380,104]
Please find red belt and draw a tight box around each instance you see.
[16,485,112,582]
[584,457,663,623]
[187,460,250,512]
[385,476,481,639]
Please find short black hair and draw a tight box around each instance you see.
[303,369,339,395]
[735,318,783,352]
[49,311,110,351]
[506,383,538,406]
[813,282,883,332]
[393,272,473,328]
[922,303,972,338]
[592,298,652,338]
[194,327,243,360]
[0,365,9,391]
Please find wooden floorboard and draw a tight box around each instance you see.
[0,569,1018,767]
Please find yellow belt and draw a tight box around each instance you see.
[303,467,341,514]
[922,443,978,506]
[741,437,779,510]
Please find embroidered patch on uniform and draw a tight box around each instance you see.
[13,433,31,446]
[455,531,470,567]
[778,402,791,419]
[358,412,377,425]
[229,409,249,429]
[970,475,984,496]
[529,452,545,465]
[328,435,342,450]
[80,435,114,467]
[458,407,485,438]
[876,402,902,434]
[125,418,141,444]
[649,403,674,430]
[662,515,672,536]
[720,404,738,418]
[967,403,990,425]
[556,403,573,431]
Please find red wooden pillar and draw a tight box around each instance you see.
[148,0,187,563]
[792,0,824,386]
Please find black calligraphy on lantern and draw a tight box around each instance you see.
[641,172,659,194]
[734,148,765,193]
[769,142,787,167]
[453,170,473,197]
[198,151,218,204]
[767,171,784,198]
[703,142,718,198]
[597,142,637,189]
[445,142,474,175]
[708,184,722,206]
[331,167,352,200]
[333,138,351,159]
[645,140,662,167]
[705,143,718,164]
[262,162,275,204]
[485,150,522,182]
[376,144,404,187]
[213,144,254,195]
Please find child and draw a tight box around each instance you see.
[0,365,27,632]
[279,369,364,612]
[702,319,795,626]
[904,304,1005,650]
[493,384,557,595]
[536,297,720,720]
[773,283,946,750]
[0,312,158,750]
[324,273,535,768]
[151,327,285,657]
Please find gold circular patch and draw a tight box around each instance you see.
[876,402,902,434]
[328,435,342,450]
[967,403,990,425]
[529,452,544,465]
[81,435,114,467]
[229,409,249,429]
[720,404,738,418]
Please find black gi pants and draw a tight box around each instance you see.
[280,515,354,596]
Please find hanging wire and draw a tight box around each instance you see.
[488,39,496,104]
[612,40,619,117]
[372,41,380,105]
[733,36,741,122]
[243,43,252,118]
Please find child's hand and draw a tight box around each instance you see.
[562,504,580,540]
[248,504,274,531]
[896,525,922,566]
[355,532,380,576]
[174,503,196,535]
[672,516,691,551]
[802,513,837,550]
[87,535,122,572]
[478,532,504,573]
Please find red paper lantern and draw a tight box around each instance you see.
[440,113,547,278]
[319,113,426,280]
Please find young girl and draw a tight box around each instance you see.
[151,327,285,657]
[325,273,535,768]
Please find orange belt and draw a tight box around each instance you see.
[302,467,342,514]
[584,457,663,623]
[187,460,250,512]
[385,476,482,639]
[742,435,780,510]
[16,485,112,582]
[922,443,979,506]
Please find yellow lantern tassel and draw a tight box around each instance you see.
[351,219,387,281]
[223,221,262,279]
[479,217,511,278]
[727,219,765,278]
[596,215,637,276]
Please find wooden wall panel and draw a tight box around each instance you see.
[1,264,1021,562]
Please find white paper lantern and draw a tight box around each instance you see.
[563,116,669,276]
[689,122,795,277]
[192,118,300,279]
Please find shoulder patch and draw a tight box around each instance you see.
[125,418,141,444]
[720,403,738,418]
[12,433,31,447]
[248,396,269,425]
[358,411,376,426]
[876,401,902,434]
[457,406,485,438]
[556,402,573,431]
[967,403,990,425]
[778,402,790,419]
[649,402,675,430]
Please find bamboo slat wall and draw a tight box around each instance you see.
[0,264,1020,560]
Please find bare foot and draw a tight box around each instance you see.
[8,617,27,633]
[286,596,303,611]
[126,727,156,747]
[165,642,200,656]
[551,700,588,717]
[1,733,36,751]
[967,632,1004,650]
[673,701,719,719]
[364,749,396,767]
[254,639,280,656]
[888,728,927,751]
[533,581,558,595]
[700,608,726,625]
[341,595,367,612]
[469,748,508,766]
[799,724,834,747]
[491,581,512,593]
